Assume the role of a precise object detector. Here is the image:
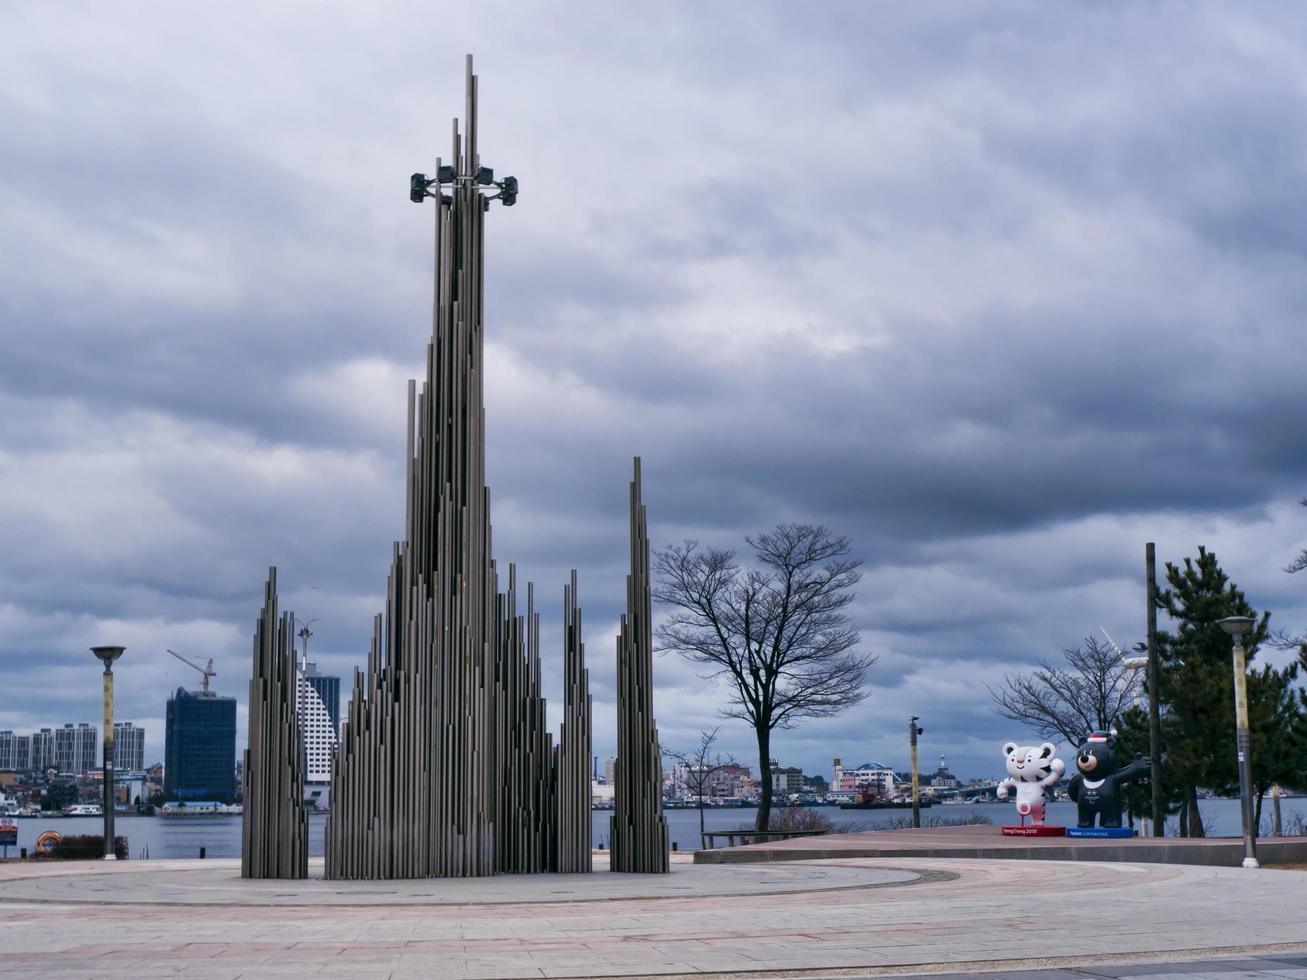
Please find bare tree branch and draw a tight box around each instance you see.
[1266,626,1307,653]
[1286,498,1307,574]
[986,636,1138,746]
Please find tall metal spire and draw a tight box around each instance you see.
[319,56,586,879]
[243,57,634,881]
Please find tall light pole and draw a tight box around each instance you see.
[1145,543,1164,837]
[91,646,125,861]
[1217,615,1258,869]
[294,617,319,676]
[908,716,923,829]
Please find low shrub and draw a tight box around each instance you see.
[877,813,992,830]
[766,807,834,833]
[42,835,128,861]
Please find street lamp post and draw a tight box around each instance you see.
[908,716,923,829]
[91,646,125,861]
[1217,615,1258,869]
[1145,543,1164,837]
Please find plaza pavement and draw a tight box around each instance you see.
[0,853,1303,979]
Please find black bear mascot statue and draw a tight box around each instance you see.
[1066,731,1150,829]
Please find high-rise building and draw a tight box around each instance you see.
[54,723,98,774]
[114,722,146,772]
[16,734,32,770]
[30,728,55,770]
[297,666,339,787]
[302,662,340,734]
[164,687,237,802]
[0,731,17,770]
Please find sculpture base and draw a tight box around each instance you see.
[1066,827,1136,839]
[1001,825,1067,837]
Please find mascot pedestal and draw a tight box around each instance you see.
[1066,731,1149,837]
[1065,826,1135,838]
[997,741,1066,836]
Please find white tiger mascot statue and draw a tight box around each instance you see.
[996,742,1065,826]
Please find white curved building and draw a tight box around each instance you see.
[297,670,339,809]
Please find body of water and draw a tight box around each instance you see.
[6,797,1304,860]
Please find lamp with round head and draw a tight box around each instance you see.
[91,646,125,668]
[1217,616,1256,638]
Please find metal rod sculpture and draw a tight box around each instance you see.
[315,56,591,879]
[557,571,593,873]
[491,569,556,873]
[611,457,670,873]
[242,567,309,879]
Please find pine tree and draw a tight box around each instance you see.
[1146,546,1297,838]
[1246,661,1303,830]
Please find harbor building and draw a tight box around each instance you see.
[832,758,896,797]
[929,753,960,789]
[770,762,805,796]
[164,687,237,802]
[113,722,146,772]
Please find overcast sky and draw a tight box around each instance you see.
[2,2,1306,784]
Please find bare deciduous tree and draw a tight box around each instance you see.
[1286,498,1307,575]
[653,524,874,832]
[666,727,736,849]
[987,636,1137,746]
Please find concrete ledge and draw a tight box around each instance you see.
[692,824,1307,867]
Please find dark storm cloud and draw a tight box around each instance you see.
[2,1,1306,778]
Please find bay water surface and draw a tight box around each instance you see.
[6,797,1304,860]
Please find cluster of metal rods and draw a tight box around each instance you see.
[241,567,309,879]
[243,57,665,880]
[319,57,604,880]
[611,458,670,873]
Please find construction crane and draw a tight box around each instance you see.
[166,648,217,694]
[1099,627,1149,670]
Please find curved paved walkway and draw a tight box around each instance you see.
[0,854,1303,979]
[694,824,1307,868]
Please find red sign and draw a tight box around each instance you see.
[0,818,17,847]
[1001,825,1066,837]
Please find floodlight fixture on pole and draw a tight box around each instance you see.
[294,617,319,676]
[410,167,518,207]
[1217,615,1258,868]
[91,646,125,861]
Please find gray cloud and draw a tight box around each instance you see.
[1,1,1306,781]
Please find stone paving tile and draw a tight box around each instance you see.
[1,858,1304,979]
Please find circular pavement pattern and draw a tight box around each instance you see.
[0,856,929,906]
